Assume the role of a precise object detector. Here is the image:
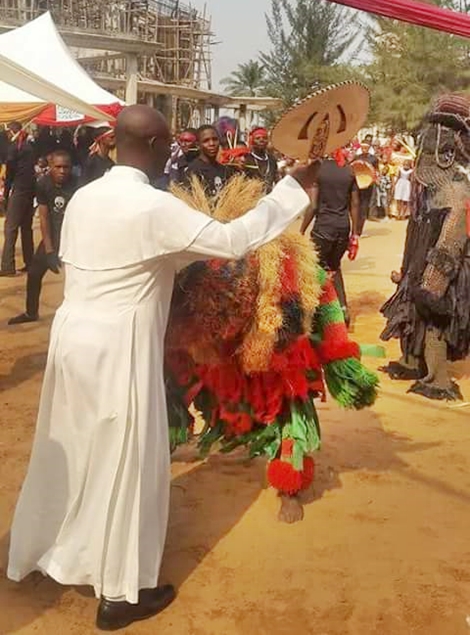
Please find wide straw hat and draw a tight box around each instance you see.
[271,81,370,162]
[351,159,376,189]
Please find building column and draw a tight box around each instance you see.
[197,101,206,126]
[238,104,247,134]
[171,96,179,133]
[213,104,220,121]
[155,94,173,125]
[125,53,138,105]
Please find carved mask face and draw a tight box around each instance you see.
[415,124,457,186]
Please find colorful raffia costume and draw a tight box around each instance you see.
[381,94,470,400]
[165,174,378,502]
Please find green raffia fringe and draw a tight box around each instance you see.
[324,357,379,410]
[316,266,328,287]
[283,400,321,470]
[218,422,283,459]
[169,425,191,453]
[317,299,345,336]
[208,398,321,466]
[360,344,386,358]
[165,371,194,453]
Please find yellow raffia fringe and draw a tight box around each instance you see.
[213,175,265,221]
[170,175,212,215]
[241,240,284,373]
[170,174,322,372]
[170,174,264,221]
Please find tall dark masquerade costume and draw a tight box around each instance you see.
[381,94,470,400]
[164,82,378,500]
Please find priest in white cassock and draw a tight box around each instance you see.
[7,105,319,631]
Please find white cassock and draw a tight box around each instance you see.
[7,166,309,603]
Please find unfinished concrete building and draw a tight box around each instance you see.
[0,0,281,130]
[0,0,216,127]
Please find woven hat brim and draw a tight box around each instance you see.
[271,81,370,162]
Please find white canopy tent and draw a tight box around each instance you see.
[0,12,122,125]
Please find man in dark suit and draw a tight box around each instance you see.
[0,122,36,276]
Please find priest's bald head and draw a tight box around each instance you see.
[115,105,171,178]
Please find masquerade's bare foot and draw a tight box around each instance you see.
[278,494,304,523]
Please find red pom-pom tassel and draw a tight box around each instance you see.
[267,459,302,495]
[267,456,315,495]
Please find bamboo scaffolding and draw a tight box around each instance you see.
[0,0,213,89]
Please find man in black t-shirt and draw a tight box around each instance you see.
[300,156,360,325]
[8,150,78,325]
[81,126,115,185]
[185,125,236,196]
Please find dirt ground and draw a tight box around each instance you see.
[0,219,469,635]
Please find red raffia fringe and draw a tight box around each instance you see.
[319,279,337,305]
[317,326,361,364]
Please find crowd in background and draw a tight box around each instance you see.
[0,117,416,325]
[350,133,415,223]
[0,121,416,221]
[0,121,116,282]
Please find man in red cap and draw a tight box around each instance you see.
[243,127,279,192]
[81,125,116,185]
[168,128,199,184]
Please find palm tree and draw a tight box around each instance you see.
[221,60,266,97]
[262,0,364,105]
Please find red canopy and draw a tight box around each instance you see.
[34,102,124,127]
[325,0,470,38]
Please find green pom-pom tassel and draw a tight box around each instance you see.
[324,357,379,409]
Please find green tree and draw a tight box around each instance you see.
[366,0,470,130]
[220,60,266,96]
[261,0,364,106]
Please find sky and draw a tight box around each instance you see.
[190,0,272,89]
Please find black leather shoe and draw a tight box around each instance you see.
[8,313,38,325]
[96,584,176,631]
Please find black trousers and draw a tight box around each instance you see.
[25,242,51,317]
[358,186,374,235]
[1,190,34,272]
[312,228,349,272]
[312,228,350,322]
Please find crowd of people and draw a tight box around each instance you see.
[0,121,117,324]
[0,119,282,325]
[0,116,417,332]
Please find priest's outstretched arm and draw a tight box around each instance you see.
[183,171,316,261]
